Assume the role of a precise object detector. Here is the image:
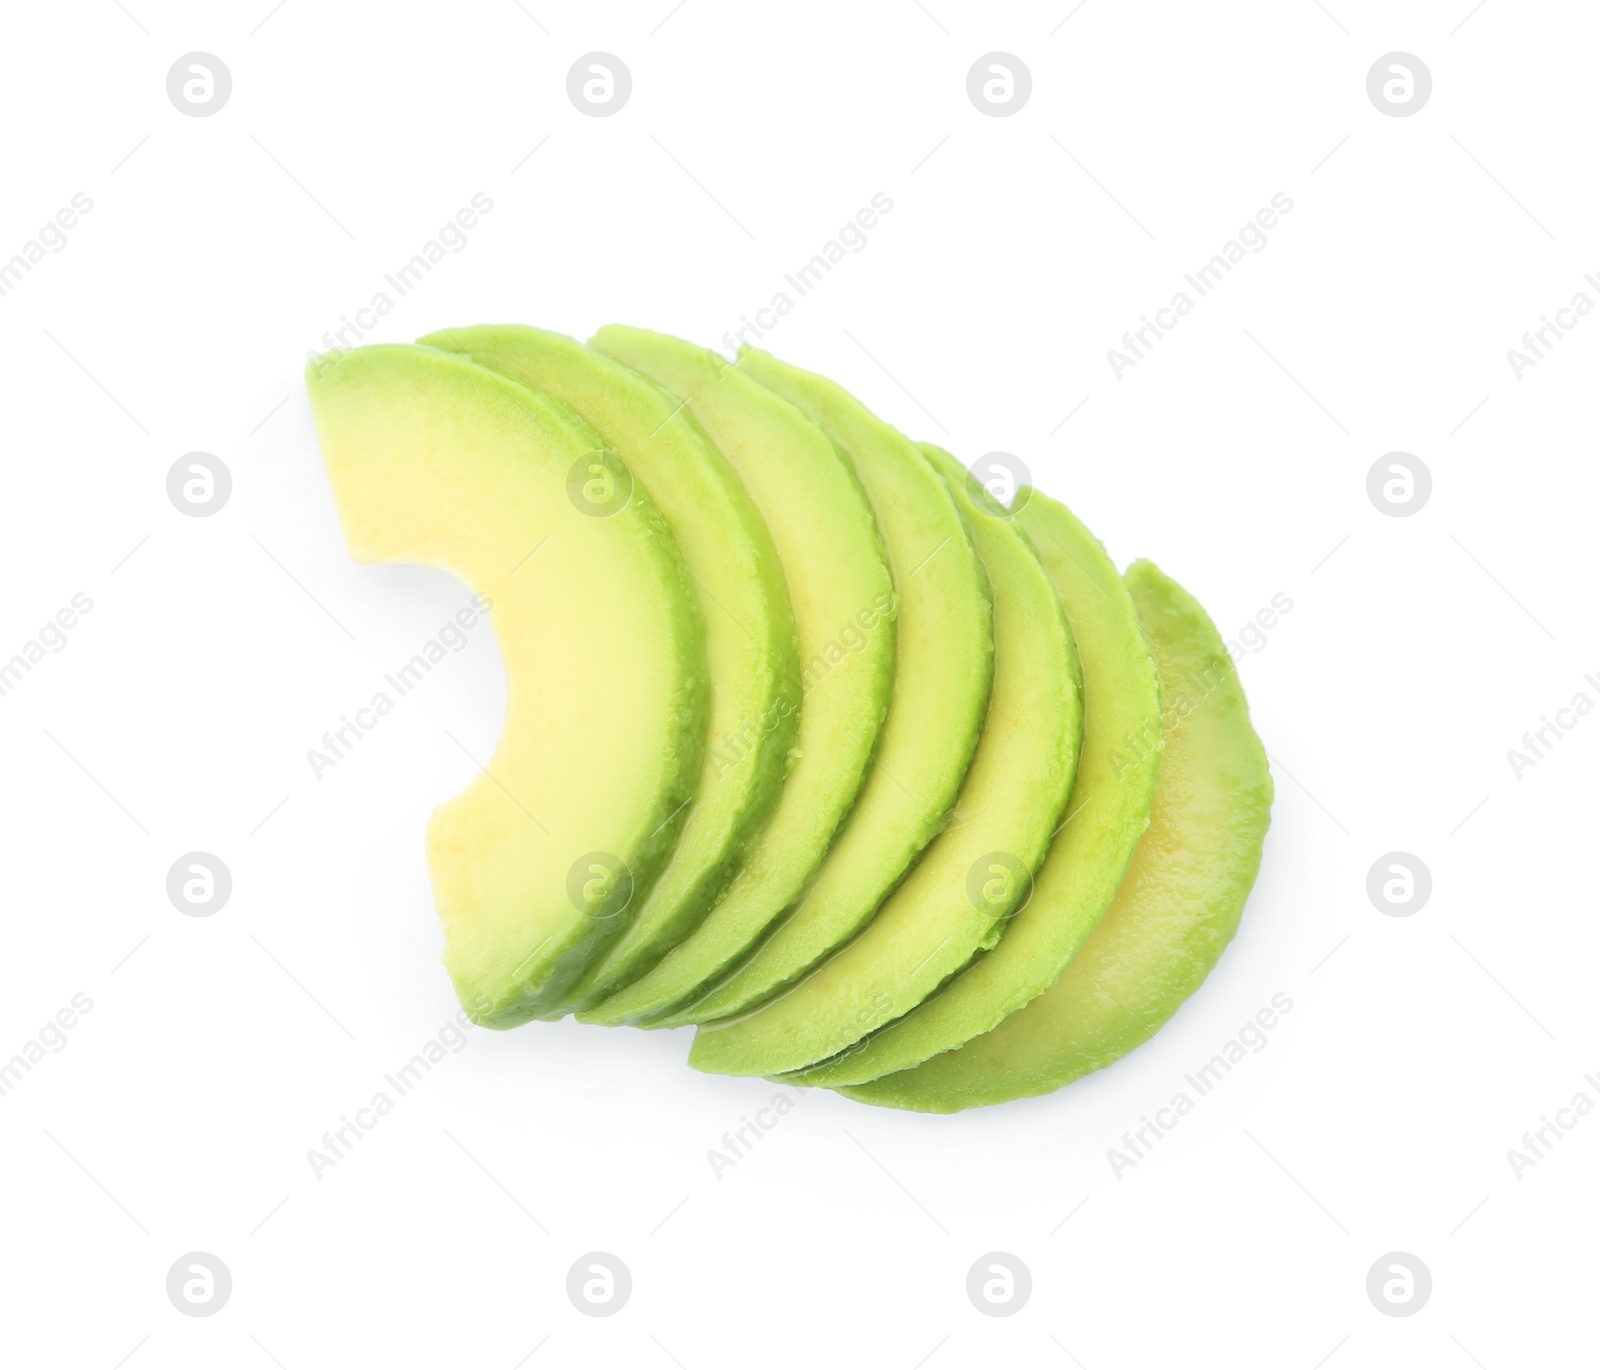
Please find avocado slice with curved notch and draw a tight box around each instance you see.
[416,325,799,1011]
[686,446,1080,1074]
[779,487,1164,1086]
[578,328,897,1025]
[658,361,997,1031]
[836,561,1273,1111]
[305,344,706,1026]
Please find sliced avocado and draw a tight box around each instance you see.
[773,486,1164,1085]
[417,326,799,1010]
[305,344,706,1026]
[578,327,896,1025]
[838,561,1273,1111]
[661,358,996,1030]
[686,446,1079,1074]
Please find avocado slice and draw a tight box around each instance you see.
[578,328,897,1025]
[416,326,799,1010]
[305,344,706,1025]
[659,358,997,1030]
[685,447,1081,1074]
[778,487,1164,1085]
[836,561,1273,1111]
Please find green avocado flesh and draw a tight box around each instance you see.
[309,324,1274,1110]
[775,486,1164,1087]
[416,326,799,1012]
[305,344,706,1026]
[686,448,1080,1076]
[578,328,897,1026]
[836,560,1273,1111]
[662,357,996,1031]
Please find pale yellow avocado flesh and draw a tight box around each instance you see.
[305,344,706,1026]
[417,326,800,1012]
[578,328,896,1025]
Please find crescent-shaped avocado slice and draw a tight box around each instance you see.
[686,447,1079,1074]
[578,329,896,1025]
[305,344,706,1026]
[774,485,1164,1086]
[417,326,799,1012]
[836,560,1273,1111]
[658,360,997,1030]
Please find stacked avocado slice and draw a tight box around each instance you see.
[306,326,1272,1112]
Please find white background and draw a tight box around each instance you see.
[0,1,1593,1365]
